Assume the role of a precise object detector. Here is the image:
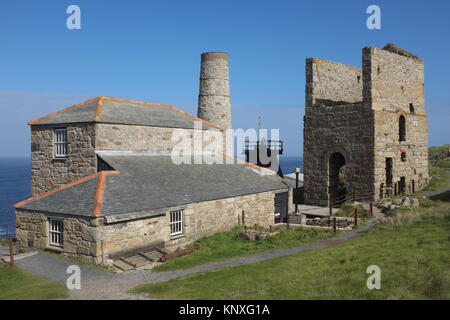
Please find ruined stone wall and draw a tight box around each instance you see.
[305,58,362,109]
[303,103,374,205]
[363,47,428,195]
[303,45,428,204]
[31,124,97,196]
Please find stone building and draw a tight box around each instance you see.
[14,52,293,264]
[303,44,428,205]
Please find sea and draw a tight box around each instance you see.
[0,156,302,237]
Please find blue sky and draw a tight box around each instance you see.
[0,0,449,158]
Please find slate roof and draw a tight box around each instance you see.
[28,96,222,130]
[16,154,290,222]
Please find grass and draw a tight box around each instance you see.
[152,226,336,272]
[0,263,69,300]
[415,166,450,195]
[436,158,450,169]
[0,238,8,247]
[429,144,450,165]
[132,200,450,300]
[335,202,369,218]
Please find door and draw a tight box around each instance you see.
[386,158,393,187]
[274,192,288,224]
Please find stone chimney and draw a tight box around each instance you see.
[197,52,232,130]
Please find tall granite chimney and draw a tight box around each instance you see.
[197,52,232,130]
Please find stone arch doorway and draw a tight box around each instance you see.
[328,152,347,202]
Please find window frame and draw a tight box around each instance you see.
[54,127,68,158]
[48,218,64,247]
[170,209,184,236]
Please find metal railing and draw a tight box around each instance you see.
[243,140,283,152]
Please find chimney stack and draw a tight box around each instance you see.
[197,52,232,130]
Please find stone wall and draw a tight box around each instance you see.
[102,189,280,255]
[15,189,288,264]
[363,46,428,195]
[96,123,225,154]
[15,209,104,264]
[305,58,362,109]
[303,45,428,204]
[31,124,97,196]
[303,103,374,205]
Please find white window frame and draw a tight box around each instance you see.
[54,128,68,158]
[170,209,183,236]
[48,218,64,247]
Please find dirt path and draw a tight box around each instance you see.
[11,216,385,300]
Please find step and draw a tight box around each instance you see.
[113,259,134,271]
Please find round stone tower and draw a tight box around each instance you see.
[197,52,232,130]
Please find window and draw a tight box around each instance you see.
[54,128,68,158]
[409,103,415,113]
[49,218,64,247]
[170,209,183,236]
[399,115,406,142]
[401,151,407,162]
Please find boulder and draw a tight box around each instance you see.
[393,198,403,206]
[402,197,411,207]
[411,198,419,207]
[389,205,397,211]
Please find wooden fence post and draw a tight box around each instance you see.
[242,210,245,225]
[9,234,14,267]
[370,202,373,216]
[333,217,336,233]
[352,190,356,202]
[354,207,358,226]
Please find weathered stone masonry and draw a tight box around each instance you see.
[16,189,281,264]
[31,124,96,196]
[304,45,428,205]
[31,123,221,196]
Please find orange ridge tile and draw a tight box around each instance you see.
[14,173,99,208]
[92,170,120,216]
[28,97,100,125]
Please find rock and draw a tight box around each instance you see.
[402,197,411,207]
[411,198,419,207]
[393,198,403,206]
[389,205,397,210]
[238,231,249,240]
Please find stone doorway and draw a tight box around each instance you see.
[328,152,346,201]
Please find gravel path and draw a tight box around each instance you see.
[7,216,385,300]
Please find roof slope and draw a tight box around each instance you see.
[16,154,289,221]
[28,96,222,130]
